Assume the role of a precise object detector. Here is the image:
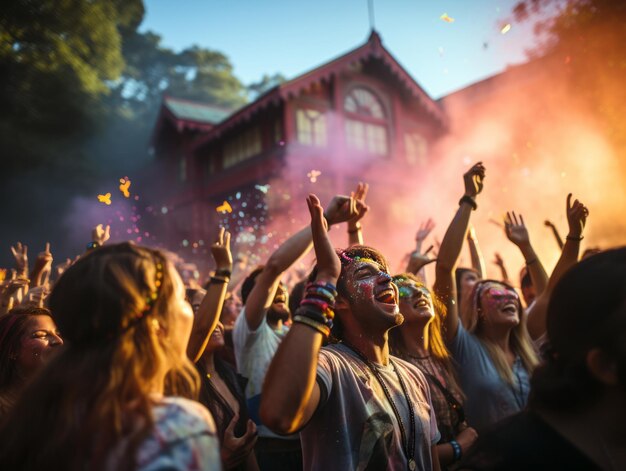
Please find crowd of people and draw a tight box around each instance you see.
[0,162,623,470]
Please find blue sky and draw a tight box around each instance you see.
[141,0,541,98]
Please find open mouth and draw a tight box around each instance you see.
[500,303,518,315]
[375,287,397,305]
[413,298,429,309]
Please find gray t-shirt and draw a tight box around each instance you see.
[301,343,440,471]
[449,323,531,432]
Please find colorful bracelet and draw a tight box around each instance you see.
[305,285,337,303]
[306,281,338,297]
[293,315,331,337]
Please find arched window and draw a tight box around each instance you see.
[344,87,388,156]
[296,109,327,147]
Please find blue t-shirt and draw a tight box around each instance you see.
[449,323,531,432]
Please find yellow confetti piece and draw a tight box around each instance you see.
[119,178,131,198]
[440,13,455,23]
[501,24,511,34]
[307,170,321,183]
[98,193,112,205]
[216,201,232,213]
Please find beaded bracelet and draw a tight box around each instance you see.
[215,268,232,278]
[566,235,584,241]
[293,315,331,337]
[295,306,329,324]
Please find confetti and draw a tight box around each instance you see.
[307,170,322,183]
[501,24,511,34]
[255,184,270,194]
[98,193,112,205]
[119,178,131,198]
[216,201,233,213]
[440,13,455,23]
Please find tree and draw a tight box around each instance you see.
[248,73,287,100]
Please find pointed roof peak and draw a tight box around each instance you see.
[367,29,382,45]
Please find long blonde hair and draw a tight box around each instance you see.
[0,243,199,471]
[464,279,538,384]
[390,273,464,397]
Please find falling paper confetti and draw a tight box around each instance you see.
[501,24,511,34]
[119,178,131,198]
[440,13,455,23]
[98,193,112,205]
[255,184,270,194]
[216,201,233,213]
[307,170,322,183]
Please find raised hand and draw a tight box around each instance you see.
[308,194,341,283]
[211,227,233,273]
[415,218,435,253]
[348,182,370,224]
[566,193,589,238]
[463,162,486,198]
[92,224,111,246]
[504,211,530,247]
[22,285,49,308]
[31,243,53,287]
[406,245,436,275]
[221,415,258,469]
[324,194,357,226]
[10,242,28,277]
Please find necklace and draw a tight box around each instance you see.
[343,342,417,470]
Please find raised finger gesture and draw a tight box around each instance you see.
[10,242,28,276]
[406,245,436,274]
[92,224,111,246]
[349,182,370,223]
[504,211,530,247]
[415,218,435,244]
[566,193,589,239]
[211,227,233,273]
[308,194,341,283]
[463,162,486,198]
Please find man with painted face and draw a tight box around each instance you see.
[233,192,361,471]
[260,194,441,471]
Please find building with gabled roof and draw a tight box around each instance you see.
[148,31,532,254]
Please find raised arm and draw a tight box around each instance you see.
[526,194,589,339]
[29,243,53,288]
[492,252,512,285]
[466,225,487,279]
[544,220,564,250]
[347,182,369,247]
[245,194,356,330]
[434,162,485,343]
[187,228,232,362]
[260,194,340,434]
[504,211,549,296]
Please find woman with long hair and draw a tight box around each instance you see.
[0,242,221,471]
[390,273,477,468]
[434,163,538,433]
[0,305,63,420]
[460,247,626,470]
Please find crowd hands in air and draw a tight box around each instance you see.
[0,162,624,471]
